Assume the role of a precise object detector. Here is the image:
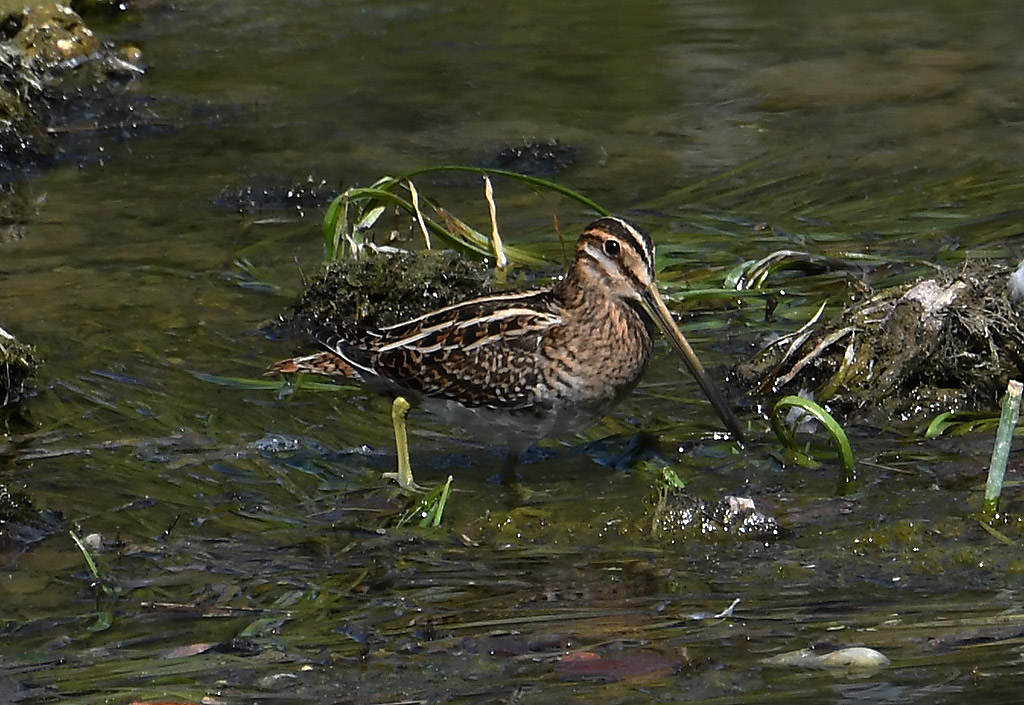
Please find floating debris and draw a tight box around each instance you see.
[686,597,742,620]
[762,646,890,672]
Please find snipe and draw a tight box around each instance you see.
[270,216,744,489]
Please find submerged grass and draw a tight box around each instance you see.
[193,370,356,394]
[925,410,1003,438]
[68,530,118,632]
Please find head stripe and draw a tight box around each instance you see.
[578,235,650,293]
[583,217,655,280]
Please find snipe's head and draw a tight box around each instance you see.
[573,216,745,443]
[571,217,658,303]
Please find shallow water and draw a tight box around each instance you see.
[3,0,1024,703]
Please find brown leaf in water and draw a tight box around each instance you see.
[557,649,681,681]
[159,642,217,659]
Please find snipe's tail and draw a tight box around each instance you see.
[266,351,356,378]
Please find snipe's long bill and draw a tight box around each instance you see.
[270,216,744,470]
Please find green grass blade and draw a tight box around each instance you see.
[322,193,348,262]
[395,165,609,216]
[982,379,1023,516]
[69,530,101,580]
[771,395,855,473]
[396,476,454,528]
[423,475,453,528]
[923,410,999,438]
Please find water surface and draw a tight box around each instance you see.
[2,1,1024,702]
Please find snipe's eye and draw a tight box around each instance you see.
[603,239,621,257]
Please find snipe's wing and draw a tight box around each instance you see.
[320,289,563,409]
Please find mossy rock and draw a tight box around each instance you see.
[3,3,101,64]
[0,2,144,170]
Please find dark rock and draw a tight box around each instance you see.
[215,175,339,216]
[486,138,581,177]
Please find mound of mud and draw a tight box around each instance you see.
[734,262,1024,426]
[276,249,491,338]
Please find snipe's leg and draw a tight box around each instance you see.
[381,396,424,492]
[499,450,520,487]
[499,448,550,506]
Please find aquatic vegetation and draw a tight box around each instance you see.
[395,474,452,528]
[770,394,855,476]
[982,380,1022,518]
[321,166,605,264]
[0,325,38,406]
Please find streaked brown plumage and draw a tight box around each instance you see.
[270,216,744,446]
